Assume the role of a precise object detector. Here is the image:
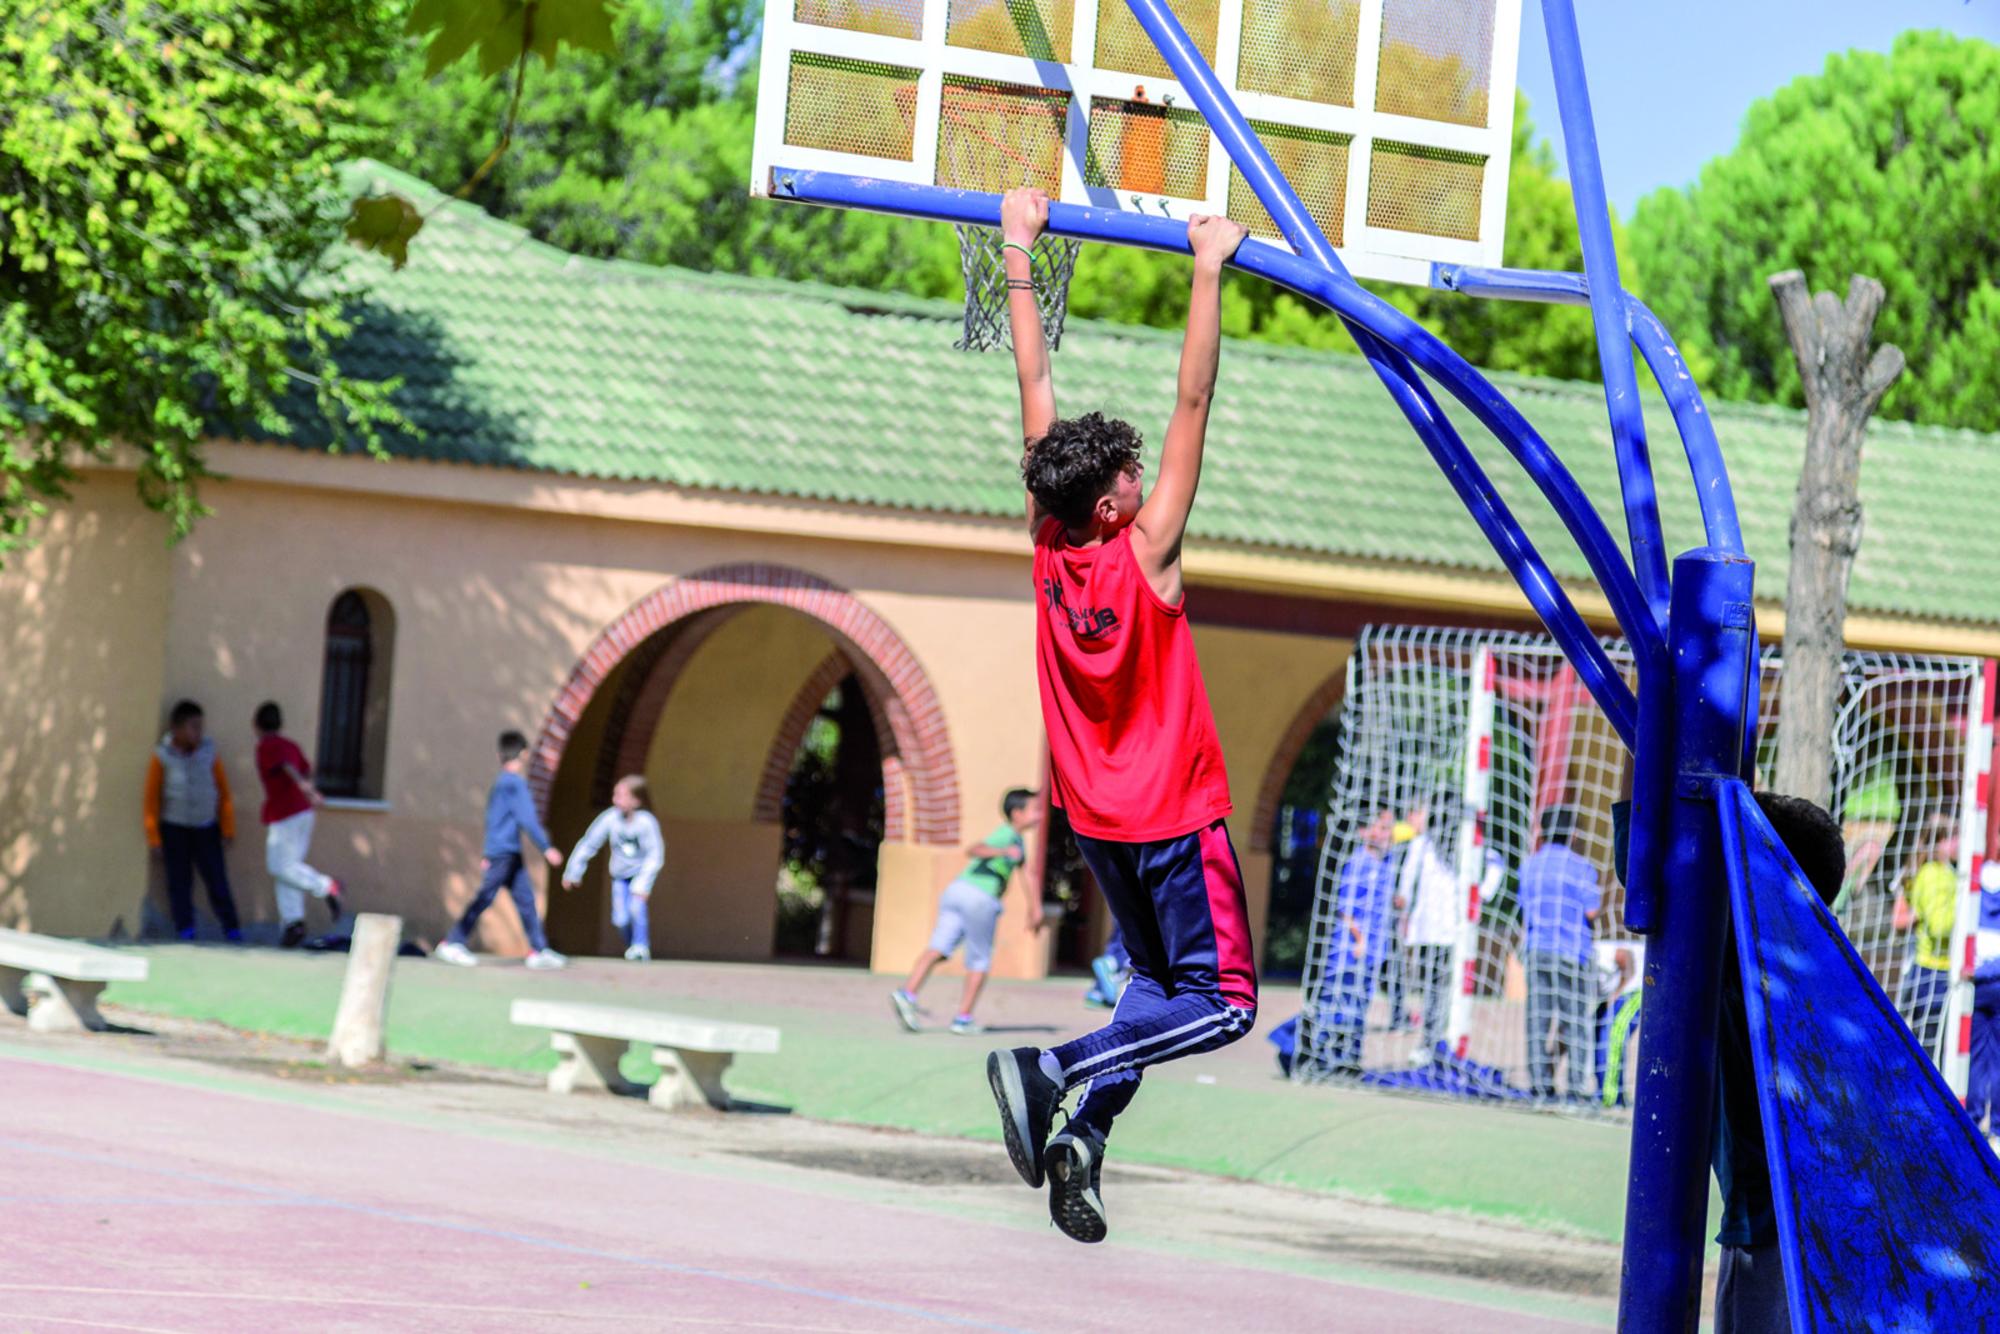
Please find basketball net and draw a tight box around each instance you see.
[939,81,1081,352]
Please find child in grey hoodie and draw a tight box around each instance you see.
[563,774,666,961]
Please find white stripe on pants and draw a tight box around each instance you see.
[266,809,332,924]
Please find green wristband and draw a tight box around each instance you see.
[1000,241,1037,263]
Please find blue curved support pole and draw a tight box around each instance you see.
[1432,265,1745,555]
[774,170,1642,744]
[1540,0,1670,624]
[1619,549,1757,1331]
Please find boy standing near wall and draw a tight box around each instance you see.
[252,702,345,948]
[435,731,568,969]
[985,189,1255,1245]
[143,700,244,942]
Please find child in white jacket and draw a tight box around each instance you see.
[562,775,666,961]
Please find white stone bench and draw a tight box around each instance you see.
[509,998,780,1111]
[0,928,148,1033]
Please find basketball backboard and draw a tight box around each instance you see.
[751,0,1523,284]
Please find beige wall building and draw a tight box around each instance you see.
[6,166,1998,974]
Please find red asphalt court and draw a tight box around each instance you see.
[0,1054,1591,1332]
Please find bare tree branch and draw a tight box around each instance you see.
[1768,269,1906,808]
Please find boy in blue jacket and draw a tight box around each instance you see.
[436,731,568,969]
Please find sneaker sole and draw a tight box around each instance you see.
[986,1051,1045,1188]
[1044,1138,1107,1244]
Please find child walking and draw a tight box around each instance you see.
[562,775,666,961]
[252,702,345,948]
[892,788,1043,1035]
[435,730,568,969]
[986,189,1255,1244]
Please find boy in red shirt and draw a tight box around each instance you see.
[253,702,344,947]
[986,189,1255,1244]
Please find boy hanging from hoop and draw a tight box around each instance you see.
[985,188,1256,1244]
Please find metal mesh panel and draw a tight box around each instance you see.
[1289,624,1988,1110]
[936,78,1070,193]
[946,0,1073,62]
[1754,656,1990,1073]
[1093,0,1220,80]
[1228,123,1349,246]
[794,0,924,39]
[783,53,922,162]
[1375,0,1495,127]
[1236,0,1358,107]
[1085,98,1210,200]
[1366,140,1485,240]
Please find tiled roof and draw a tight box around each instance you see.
[287,161,2000,627]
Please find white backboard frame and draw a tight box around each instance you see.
[752,0,1522,285]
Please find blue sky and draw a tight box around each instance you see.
[1512,0,1999,213]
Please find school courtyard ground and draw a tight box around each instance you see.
[1,946,1662,1331]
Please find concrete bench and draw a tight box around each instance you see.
[509,998,780,1111]
[0,928,148,1033]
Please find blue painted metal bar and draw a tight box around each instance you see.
[774,169,1643,744]
[1618,547,1757,1330]
[1628,302,1746,557]
[1432,261,1589,306]
[1431,264,1746,556]
[1539,0,1670,624]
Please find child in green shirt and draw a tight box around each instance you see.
[892,789,1043,1035]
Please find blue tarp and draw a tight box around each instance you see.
[1719,780,2000,1332]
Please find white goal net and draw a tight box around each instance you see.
[1288,624,1994,1106]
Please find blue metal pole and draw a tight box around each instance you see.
[774,169,1646,742]
[1540,0,1670,623]
[1430,264,1745,556]
[1618,546,1757,1330]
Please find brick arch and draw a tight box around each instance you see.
[531,564,959,845]
[590,609,731,808]
[1249,668,1348,853]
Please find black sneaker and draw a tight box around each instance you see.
[1044,1128,1108,1244]
[323,878,346,924]
[986,1048,1061,1188]
[280,921,307,950]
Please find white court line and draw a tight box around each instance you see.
[0,1311,190,1334]
[0,1286,877,1331]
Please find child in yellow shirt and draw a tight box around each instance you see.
[1895,816,1959,1058]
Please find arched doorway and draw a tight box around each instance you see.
[529,564,960,963]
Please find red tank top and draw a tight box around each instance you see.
[1032,518,1232,842]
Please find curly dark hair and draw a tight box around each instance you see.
[1755,792,1845,907]
[1022,413,1143,527]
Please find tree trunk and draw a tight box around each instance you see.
[1769,271,1906,807]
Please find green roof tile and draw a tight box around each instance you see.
[267,161,2000,627]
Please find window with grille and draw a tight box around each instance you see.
[316,590,391,799]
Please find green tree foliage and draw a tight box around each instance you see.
[0,0,408,551]
[1630,31,2000,431]
[355,0,963,295]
